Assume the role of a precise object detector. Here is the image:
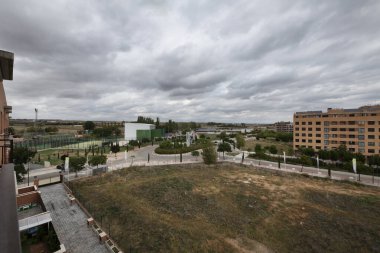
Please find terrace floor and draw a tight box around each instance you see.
[40,184,108,253]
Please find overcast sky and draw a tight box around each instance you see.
[1,0,380,123]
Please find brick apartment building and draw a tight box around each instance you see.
[293,105,380,156]
[273,121,293,133]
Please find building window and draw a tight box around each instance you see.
[349,134,355,138]
[295,139,299,142]
[358,135,365,140]
[368,142,375,146]
[349,128,355,132]
[316,134,321,137]
[340,134,346,138]
[308,122,312,125]
[295,122,299,125]
[324,128,329,132]
[302,122,306,125]
[359,142,365,147]
[316,122,321,125]
[302,139,306,143]
[358,128,365,133]
[295,133,299,136]
[295,127,299,131]
[358,121,365,125]
[368,135,375,139]
[349,148,355,152]
[359,148,365,153]
[368,149,375,154]
[316,128,321,131]
[302,128,306,131]
[348,121,356,125]
[308,128,312,131]
[316,146,321,149]
[368,128,375,132]
[308,140,312,143]
[324,122,329,126]
[324,134,329,139]
[331,128,338,131]
[340,128,346,131]
[349,141,356,145]
[324,140,329,145]
[302,133,306,137]
[368,121,375,125]
[316,140,321,143]
[308,134,312,137]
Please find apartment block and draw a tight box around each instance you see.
[273,121,293,133]
[293,105,380,156]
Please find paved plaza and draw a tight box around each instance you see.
[40,184,108,253]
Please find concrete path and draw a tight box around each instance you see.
[40,184,108,253]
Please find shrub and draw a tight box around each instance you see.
[202,147,217,164]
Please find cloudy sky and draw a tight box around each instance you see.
[1,0,380,123]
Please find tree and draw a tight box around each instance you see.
[70,156,86,177]
[7,126,15,135]
[217,142,231,159]
[155,117,160,128]
[269,145,278,154]
[236,134,245,149]
[13,147,36,182]
[110,143,120,157]
[83,121,95,131]
[219,131,227,140]
[255,144,263,154]
[165,119,178,133]
[300,147,315,157]
[202,147,217,165]
[89,155,107,167]
[191,150,200,160]
[137,116,154,124]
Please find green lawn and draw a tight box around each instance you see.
[244,138,294,155]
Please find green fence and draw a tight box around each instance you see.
[14,134,122,151]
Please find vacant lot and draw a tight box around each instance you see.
[71,163,380,253]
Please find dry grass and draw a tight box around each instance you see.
[244,139,293,155]
[72,163,380,253]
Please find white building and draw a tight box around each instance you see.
[124,123,155,141]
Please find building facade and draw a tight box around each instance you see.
[273,121,293,133]
[124,123,155,141]
[293,106,380,156]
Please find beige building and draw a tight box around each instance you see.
[293,105,380,156]
[273,121,293,133]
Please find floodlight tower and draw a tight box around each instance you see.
[34,108,38,129]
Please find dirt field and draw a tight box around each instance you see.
[71,163,380,253]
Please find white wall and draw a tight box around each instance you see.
[124,123,155,141]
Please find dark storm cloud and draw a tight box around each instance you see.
[1,0,380,122]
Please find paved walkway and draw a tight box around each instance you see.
[40,184,108,253]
